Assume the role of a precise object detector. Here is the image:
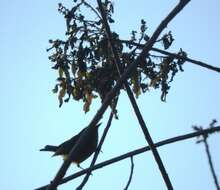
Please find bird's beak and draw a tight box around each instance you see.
[52,152,57,157]
[96,122,102,127]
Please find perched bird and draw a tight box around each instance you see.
[40,123,101,167]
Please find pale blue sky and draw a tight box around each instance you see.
[1,0,220,189]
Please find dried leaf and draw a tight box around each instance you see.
[58,85,66,107]
[83,92,93,113]
[58,68,64,78]
[52,84,59,93]
[133,81,141,98]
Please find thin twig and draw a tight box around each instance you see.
[124,156,134,190]
[43,1,190,189]
[203,139,220,190]
[149,53,166,59]
[35,126,220,190]
[193,121,220,190]
[76,98,118,190]
[120,39,220,73]
[83,1,102,19]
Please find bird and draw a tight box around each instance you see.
[40,123,101,167]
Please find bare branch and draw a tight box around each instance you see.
[120,39,220,73]
[124,156,134,190]
[35,126,220,190]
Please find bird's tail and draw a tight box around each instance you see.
[40,145,58,152]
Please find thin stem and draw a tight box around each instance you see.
[124,157,134,190]
[83,1,102,20]
[203,138,220,190]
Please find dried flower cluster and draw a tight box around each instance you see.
[47,0,187,112]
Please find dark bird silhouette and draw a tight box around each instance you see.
[40,123,101,167]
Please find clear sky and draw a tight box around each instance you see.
[1,0,220,189]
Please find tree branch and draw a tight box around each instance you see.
[119,39,220,73]
[35,126,220,190]
[43,1,190,189]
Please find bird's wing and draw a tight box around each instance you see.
[53,127,88,156]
